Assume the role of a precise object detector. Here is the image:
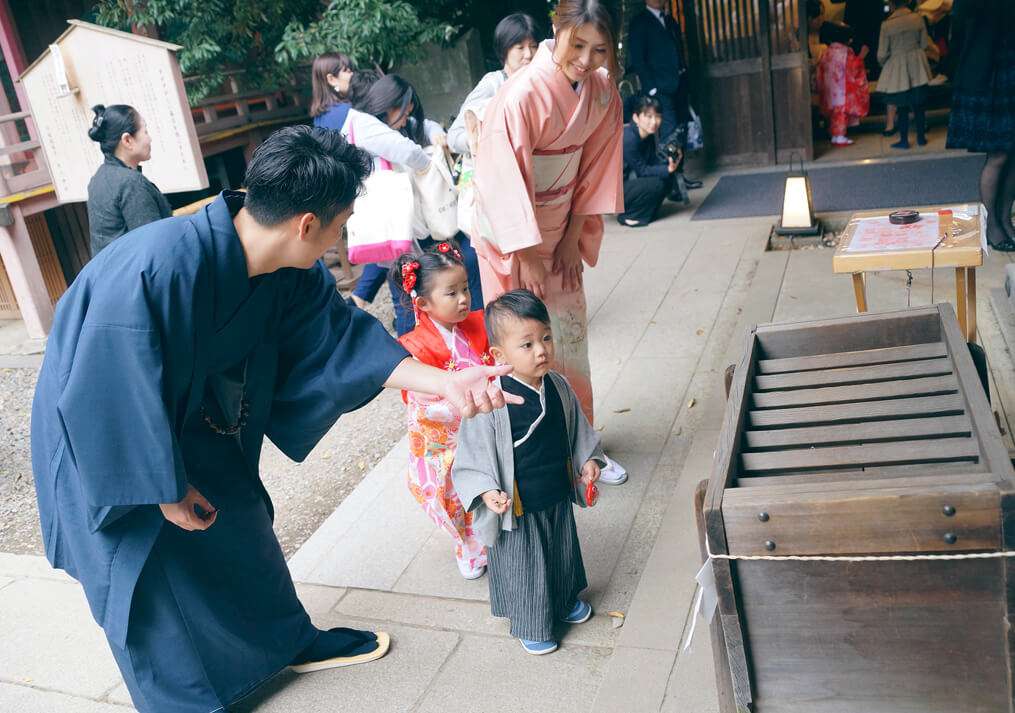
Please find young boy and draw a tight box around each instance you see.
[452,289,606,655]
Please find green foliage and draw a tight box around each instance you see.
[92,0,461,104]
[88,0,356,104]
[274,0,457,72]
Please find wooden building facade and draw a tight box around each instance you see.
[670,0,812,166]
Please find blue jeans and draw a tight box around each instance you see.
[352,234,484,337]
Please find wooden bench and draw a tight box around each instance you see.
[698,304,1015,713]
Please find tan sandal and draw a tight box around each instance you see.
[289,631,391,673]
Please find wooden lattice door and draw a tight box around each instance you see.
[0,258,20,318]
[677,0,812,166]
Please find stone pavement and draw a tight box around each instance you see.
[3,188,1013,713]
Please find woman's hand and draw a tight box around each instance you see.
[444,364,524,417]
[580,460,601,486]
[482,489,512,514]
[667,157,679,174]
[552,236,583,293]
[517,249,548,299]
[159,485,217,531]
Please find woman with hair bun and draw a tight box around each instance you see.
[85,104,170,256]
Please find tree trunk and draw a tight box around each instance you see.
[123,0,160,40]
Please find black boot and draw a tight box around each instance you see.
[891,109,910,149]
[914,107,927,146]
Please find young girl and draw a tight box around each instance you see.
[392,241,491,579]
[472,0,627,484]
[816,23,870,146]
[878,0,933,148]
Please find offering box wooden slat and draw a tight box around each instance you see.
[697,304,1015,713]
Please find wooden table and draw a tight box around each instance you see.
[833,207,983,342]
[698,305,1015,713]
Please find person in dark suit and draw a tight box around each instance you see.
[626,0,702,190]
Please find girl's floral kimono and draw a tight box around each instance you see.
[817,42,871,139]
[472,39,624,424]
[398,311,491,575]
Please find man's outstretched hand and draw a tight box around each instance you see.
[445,364,524,417]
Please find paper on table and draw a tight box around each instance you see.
[844,214,942,253]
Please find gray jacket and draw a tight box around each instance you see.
[86,155,172,256]
[877,10,932,94]
[452,372,606,547]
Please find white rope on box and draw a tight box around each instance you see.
[682,537,1015,653]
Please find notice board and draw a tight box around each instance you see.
[19,20,208,203]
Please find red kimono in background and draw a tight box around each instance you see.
[817,43,871,138]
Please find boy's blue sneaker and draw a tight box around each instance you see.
[562,599,593,624]
[519,638,559,655]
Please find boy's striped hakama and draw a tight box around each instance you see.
[487,500,587,641]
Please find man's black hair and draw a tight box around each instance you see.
[243,125,372,227]
[494,13,541,64]
[485,289,552,346]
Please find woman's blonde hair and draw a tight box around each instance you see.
[552,0,621,78]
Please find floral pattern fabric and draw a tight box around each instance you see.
[817,43,871,138]
[405,327,488,573]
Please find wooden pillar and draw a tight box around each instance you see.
[0,202,53,337]
[0,0,37,143]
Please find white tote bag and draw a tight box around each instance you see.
[411,146,459,241]
[345,125,415,265]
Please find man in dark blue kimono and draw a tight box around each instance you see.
[30,126,519,713]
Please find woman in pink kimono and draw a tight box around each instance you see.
[473,0,627,484]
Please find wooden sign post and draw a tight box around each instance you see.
[18,19,208,203]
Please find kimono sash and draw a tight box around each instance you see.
[532,145,583,208]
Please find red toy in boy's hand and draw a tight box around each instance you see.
[580,459,601,506]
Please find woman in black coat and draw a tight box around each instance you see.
[947,0,1015,250]
[86,104,171,256]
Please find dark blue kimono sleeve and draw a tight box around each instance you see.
[56,323,188,509]
[267,262,409,461]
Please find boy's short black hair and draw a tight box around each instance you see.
[485,289,552,345]
[243,125,372,227]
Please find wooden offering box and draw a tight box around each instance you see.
[700,304,1015,713]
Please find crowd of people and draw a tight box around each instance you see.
[43,0,1015,710]
[54,2,676,711]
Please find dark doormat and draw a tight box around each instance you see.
[692,153,984,221]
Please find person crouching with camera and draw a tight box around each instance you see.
[618,96,682,228]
